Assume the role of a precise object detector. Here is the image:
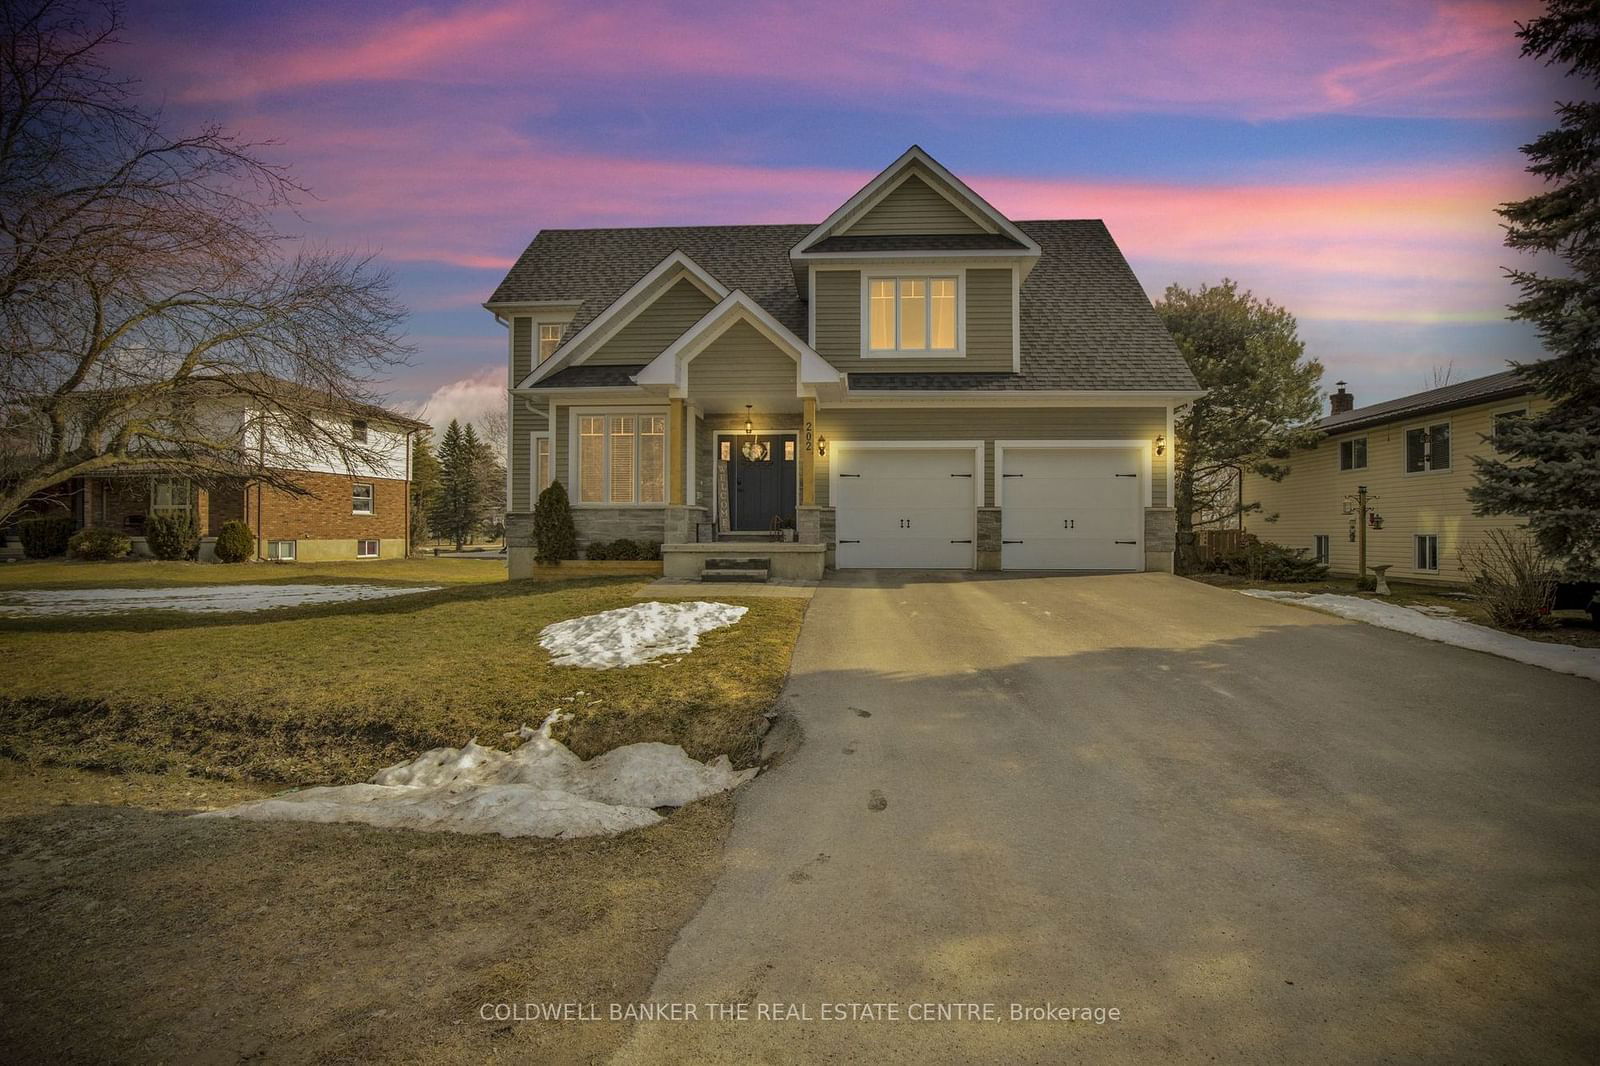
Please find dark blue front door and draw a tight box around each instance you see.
[731,434,796,531]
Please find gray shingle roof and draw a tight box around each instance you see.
[490,220,1198,392]
[1317,369,1531,434]
[535,364,646,388]
[804,233,1027,253]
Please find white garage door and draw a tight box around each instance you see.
[834,446,977,569]
[1000,447,1143,571]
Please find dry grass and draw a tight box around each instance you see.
[0,555,652,589]
[0,790,733,1065]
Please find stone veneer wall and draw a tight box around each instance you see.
[573,507,666,556]
[1144,507,1176,573]
[976,507,1002,571]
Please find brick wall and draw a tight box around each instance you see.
[248,470,408,546]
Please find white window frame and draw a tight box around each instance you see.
[1414,533,1439,572]
[352,482,375,515]
[537,322,564,365]
[268,539,296,561]
[566,406,671,508]
[530,431,552,502]
[1338,436,1367,471]
[1313,534,1330,565]
[859,269,964,358]
[1402,419,1452,475]
[357,538,379,558]
[150,476,192,518]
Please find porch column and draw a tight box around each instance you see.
[801,396,817,506]
[669,397,687,506]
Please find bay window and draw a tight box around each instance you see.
[576,411,668,504]
[867,275,958,354]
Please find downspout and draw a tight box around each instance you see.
[404,429,413,558]
[255,418,265,560]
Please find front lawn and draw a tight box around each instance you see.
[0,572,806,782]
[1187,572,1600,649]
[0,555,514,589]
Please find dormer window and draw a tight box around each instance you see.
[866,274,959,355]
[538,323,564,363]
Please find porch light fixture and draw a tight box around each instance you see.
[1154,434,1166,457]
[816,435,828,457]
[740,405,767,462]
[743,405,754,437]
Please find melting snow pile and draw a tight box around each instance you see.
[539,600,748,668]
[199,714,757,839]
[1242,590,1600,683]
[0,584,440,617]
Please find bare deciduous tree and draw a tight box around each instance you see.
[0,0,411,523]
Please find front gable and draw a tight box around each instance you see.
[836,170,989,237]
[587,277,716,365]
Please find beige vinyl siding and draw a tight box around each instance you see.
[813,267,1014,373]
[507,400,548,512]
[1243,393,1544,583]
[815,406,1167,507]
[587,278,716,365]
[840,173,985,235]
[686,321,796,408]
[511,317,534,382]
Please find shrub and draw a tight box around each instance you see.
[1206,535,1327,582]
[582,538,663,561]
[213,520,254,563]
[144,513,200,560]
[17,515,74,558]
[584,538,614,561]
[532,481,577,564]
[1461,528,1556,629]
[68,526,132,561]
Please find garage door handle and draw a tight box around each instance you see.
[1003,539,1024,544]
[1114,473,1137,478]
[1002,473,1023,478]
[949,539,972,544]
[839,539,860,544]
[839,473,861,478]
[1115,540,1138,545]
[949,472,972,477]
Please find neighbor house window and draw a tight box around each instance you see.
[1414,534,1439,572]
[352,483,374,514]
[538,323,564,363]
[1404,422,1451,473]
[357,538,379,558]
[268,539,296,561]
[867,275,958,352]
[1314,535,1330,565]
[1493,408,1526,450]
[1339,438,1367,471]
[150,477,191,518]
[351,419,368,443]
[576,412,666,504]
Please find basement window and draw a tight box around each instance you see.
[1314,535,1330,565]
[268,539,296,562]
[357,539,379,558]
[1414,534,1439,572]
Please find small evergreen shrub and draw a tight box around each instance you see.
[582,538,664,561]
[18,515,74,558]
[584,538,614,561]
[213,520,254,563]
[532,481,577,564]
[68,526,132,561]
[1206,535,1327,582]
[145,513,200,560]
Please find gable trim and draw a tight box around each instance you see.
[791,146,1041,258]
[519,251,729,387]
[635,290,843,394]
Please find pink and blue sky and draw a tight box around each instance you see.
[117,0,1565,430]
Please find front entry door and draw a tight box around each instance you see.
[730,434,796,531]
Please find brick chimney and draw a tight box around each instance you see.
[1330,381,1355,415]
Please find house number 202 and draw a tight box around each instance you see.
[803,420,814,453]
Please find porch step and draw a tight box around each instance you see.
[699,568,769,583]
[717,530,782,542]
[703,557,771,571]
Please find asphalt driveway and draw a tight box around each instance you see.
[612,572,1600,1064]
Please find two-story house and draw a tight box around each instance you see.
[1242,369,1542,583]
[488,147,1202,581]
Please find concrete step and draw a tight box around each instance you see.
[700,568,769,583]
[717,531,783,542]
[703,557,771,571]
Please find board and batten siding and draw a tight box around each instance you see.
[812,267,1014,372]
[1243,393,1544,584]
[587,277,716,365]
[839,173,986,236]
[507,400,548,512]
[686,320,797,408]
[814,407,1168,508]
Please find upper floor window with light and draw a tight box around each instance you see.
[538,323,564,364]
[868,276,957,354]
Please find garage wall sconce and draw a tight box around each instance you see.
[1154,434,1166,457]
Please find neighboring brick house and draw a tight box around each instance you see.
[5,380,425,563]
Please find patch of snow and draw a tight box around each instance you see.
[0,583,440,617]
[1241,590,1600,683]
[538,600,748,669]
[200,713,757,839]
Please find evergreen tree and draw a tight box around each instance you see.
[409,432,442,549]
[1155,280,1324,569]
[532,480,577,564]
[1469,1,1600,581]
[430,419,485,551]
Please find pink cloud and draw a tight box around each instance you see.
[135,0,1546,121]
